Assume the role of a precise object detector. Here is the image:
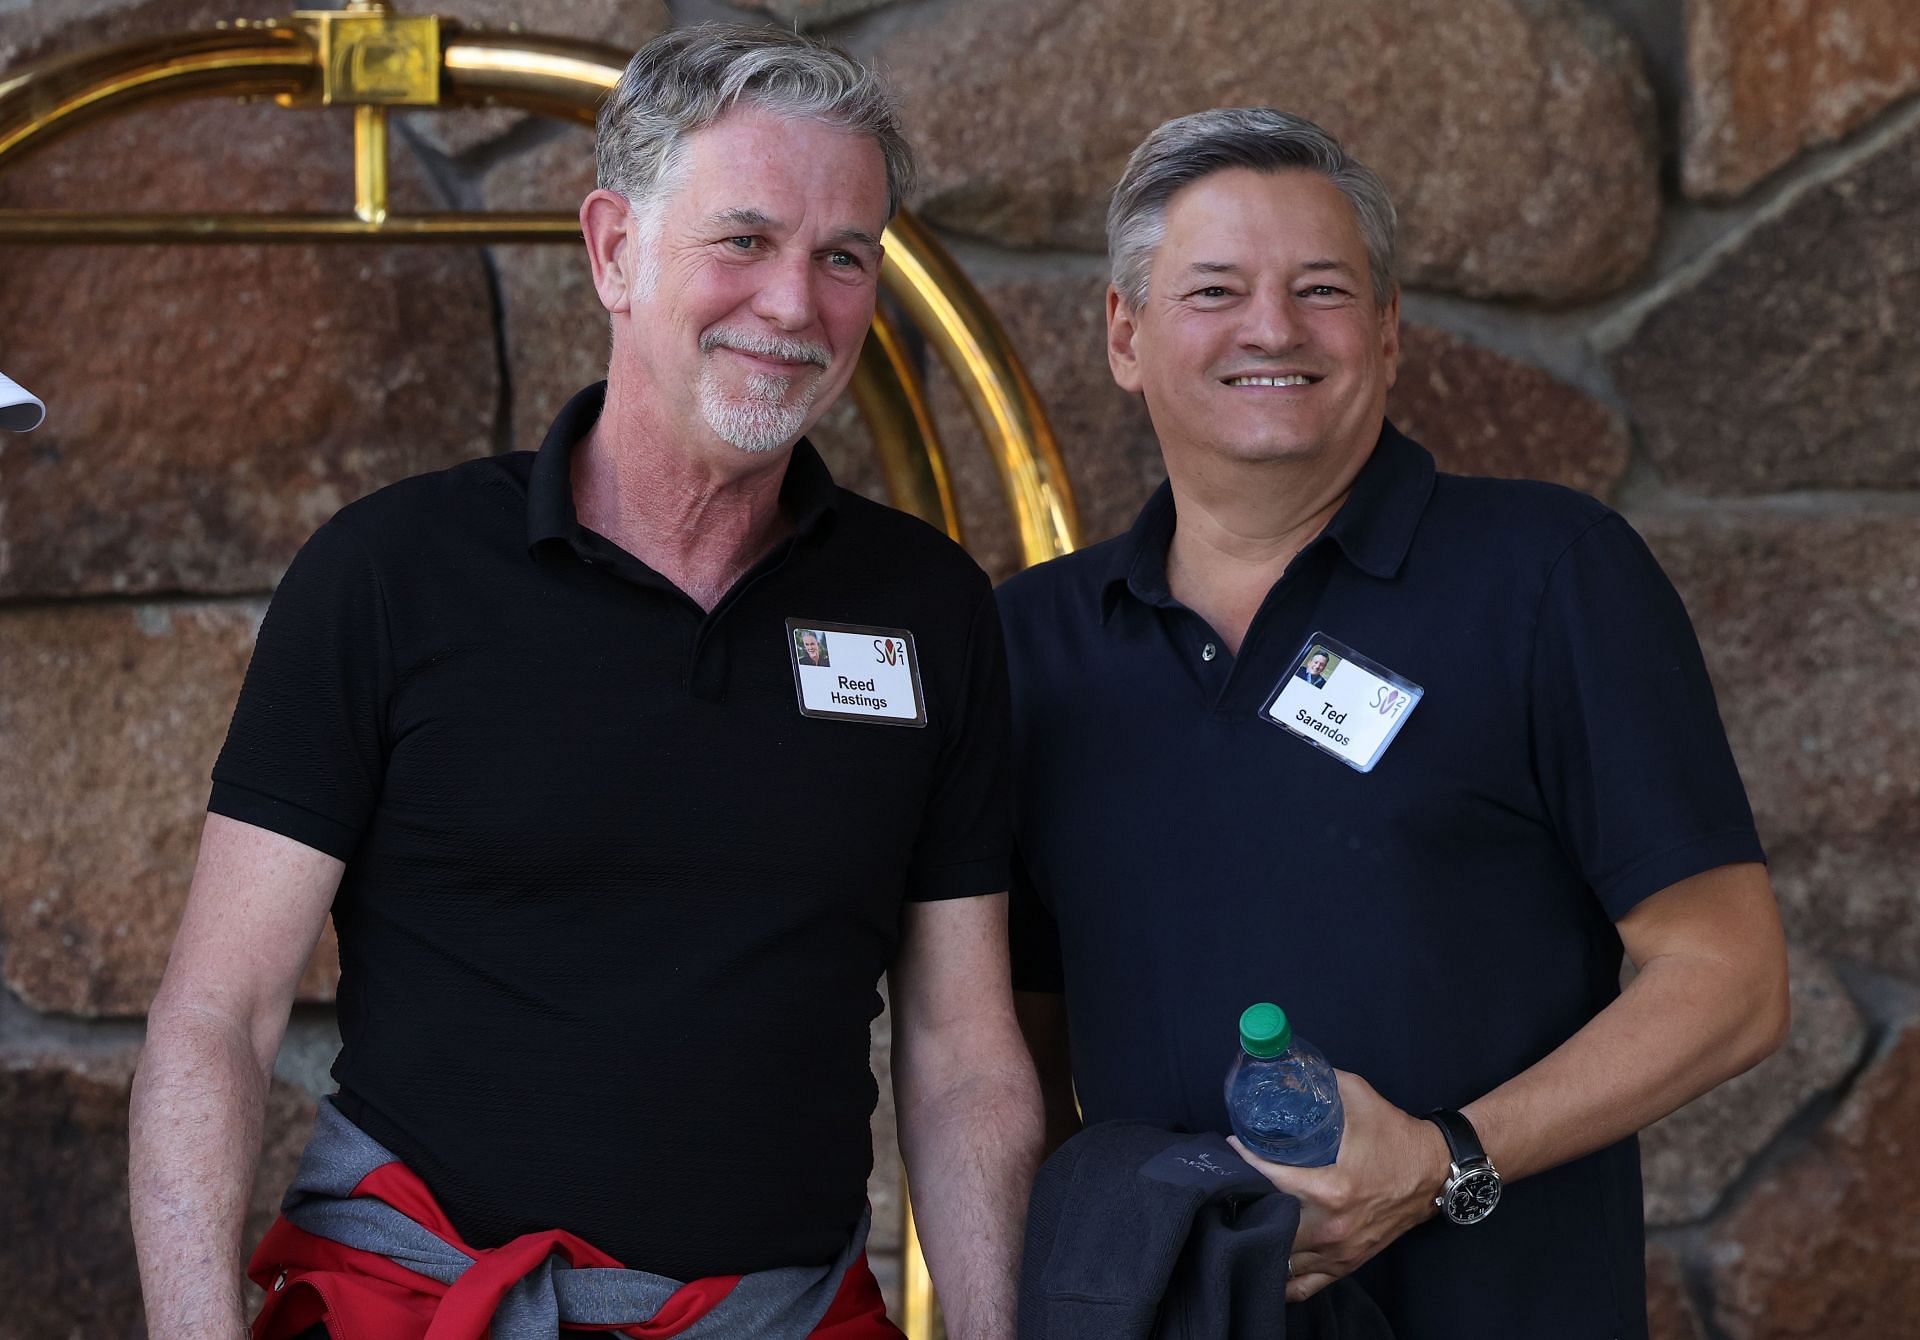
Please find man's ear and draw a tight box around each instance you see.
[1379,283,1401,392]
[1108,285,1145,394]
[581,189,638,315]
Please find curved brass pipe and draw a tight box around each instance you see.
[850,308,964,543]
[0,27,624,173]
[0,26,314,166]
[881,212,1080,567]
[440,29,619,123]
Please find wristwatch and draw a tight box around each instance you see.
[1424,1108,1502,1225]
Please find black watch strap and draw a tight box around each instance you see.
[1425,1108,1502,1225]
[1424,1108,1487,1167]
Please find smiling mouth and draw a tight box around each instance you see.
[701,328,832,372]
[1223,373,1319,387]
[724,347,821,372]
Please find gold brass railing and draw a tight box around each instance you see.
[0,4,1083,1335]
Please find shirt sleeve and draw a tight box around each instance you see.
[905,583,1014,902]
[208,513,393,861]
[1529,513,1765,921]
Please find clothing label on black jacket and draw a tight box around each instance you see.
[1140,1134,1273,1196]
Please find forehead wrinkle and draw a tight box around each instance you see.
[1184,258,1358,276]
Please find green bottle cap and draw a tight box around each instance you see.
[1239,1002,1292,1058]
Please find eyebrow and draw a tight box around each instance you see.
[830,227,884,253]
[710,207,774,232]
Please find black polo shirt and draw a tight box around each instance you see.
[211,383,1010,1278]
[999,423,1762,1340]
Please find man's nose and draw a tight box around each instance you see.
[1239,286,1303,354]
[750,250,820,332]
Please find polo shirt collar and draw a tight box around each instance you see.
[526,381,840,556]
[1318,420,1435,579]
[1099,419,1435,622]
[1099,479,1178,620]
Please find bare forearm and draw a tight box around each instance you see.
[130,1008,273,1340]
[897,1050,1044,1340]
[1464,949,1787,1183]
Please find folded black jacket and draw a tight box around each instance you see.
[1020,1121,1395,1340]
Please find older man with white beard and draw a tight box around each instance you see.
[129,26,1041,1340]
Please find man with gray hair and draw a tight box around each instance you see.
[1001,108,1787,1337]
[130,25,1040,1340]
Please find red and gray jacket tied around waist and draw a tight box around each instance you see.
[249,1097,894,1340]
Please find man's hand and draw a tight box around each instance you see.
[1227,1070,1448,1303]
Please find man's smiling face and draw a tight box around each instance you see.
[617,104,889,457]
[1109,167,1399,474]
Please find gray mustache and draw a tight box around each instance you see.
[700,328,831,369]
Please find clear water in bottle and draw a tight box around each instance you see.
[1224,1002,1344,1167]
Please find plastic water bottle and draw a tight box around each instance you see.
[1224,1002,1344,1166]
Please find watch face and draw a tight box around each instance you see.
[1444,1167,1501,1224]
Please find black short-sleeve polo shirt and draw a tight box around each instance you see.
[211,383,1011,1278]
[999,423,1762,1340]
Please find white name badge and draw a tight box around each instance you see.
[786,618,928,727]
[1261,633,1422,773]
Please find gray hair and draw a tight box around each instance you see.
[1107,108,1397,311]
[595,24,915,220]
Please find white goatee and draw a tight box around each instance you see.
[696,327,831,455]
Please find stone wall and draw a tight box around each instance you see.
[1,0,1914,1335]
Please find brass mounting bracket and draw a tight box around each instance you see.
[284,2,441,107]
[272,3,440,222]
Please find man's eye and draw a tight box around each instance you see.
[1192,286,1230,299]
[725,236,758,251]
[1301,284,1343,298]
[827,250,862,269]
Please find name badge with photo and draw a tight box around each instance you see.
[786,618,928,727]
[1260,633,1422,773]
